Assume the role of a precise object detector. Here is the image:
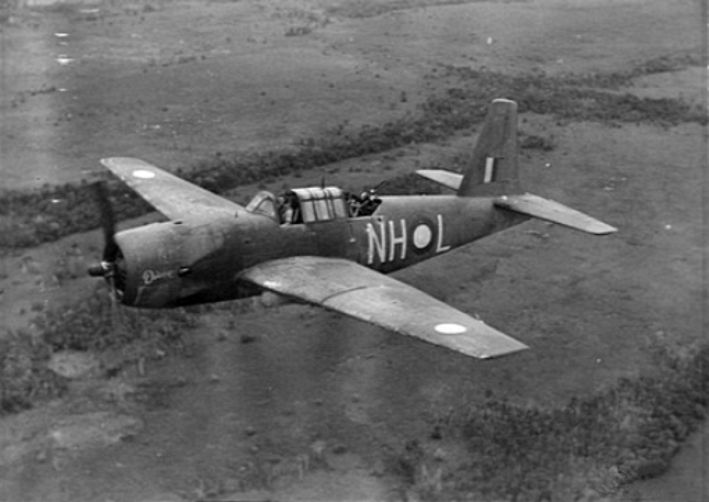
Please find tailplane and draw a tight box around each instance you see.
[458,98,522,197]
[416,99,617,235]
[494,193,617,235]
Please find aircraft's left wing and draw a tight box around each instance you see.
[102,157,247,220]
[239,256,528,359]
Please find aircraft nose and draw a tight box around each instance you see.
[88,263,105,277]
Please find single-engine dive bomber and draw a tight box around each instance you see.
[88,99,616,359]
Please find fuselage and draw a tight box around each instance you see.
[113,194,528,308]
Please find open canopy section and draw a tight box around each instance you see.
[284,187,348,224]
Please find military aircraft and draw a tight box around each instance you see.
[88,99,616,359]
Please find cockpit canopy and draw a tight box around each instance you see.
[246,186,379,224]
[246,191,279,221]
[290,187,347,223]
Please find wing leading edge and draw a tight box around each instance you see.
[239,256,528,359]
[101,157,247,220]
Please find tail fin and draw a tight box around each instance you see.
[458,98,522,197]
[418,98,617,234]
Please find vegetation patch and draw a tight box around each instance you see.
[388,337,708,501]
[1,285,198,415]
[519,133,556,151]
[324,0,524,19]
[36,285,196,352]
[375,172,443,195]
[427,64,705,129]
[0,55,703,249]
[0,329,67,415]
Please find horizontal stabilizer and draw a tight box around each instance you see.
[495,193,617,235]
[416,169,463,191]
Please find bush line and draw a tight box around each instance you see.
[391,341,708,501]
[0,58,704,249]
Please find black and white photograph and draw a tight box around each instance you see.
[0,0,706,500]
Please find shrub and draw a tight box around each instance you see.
[37,285,196,352]
[0,329,67,415]
[1,284,200,416]
[389,341,708,500]
[375,172,443,195]
[520,133,555,151]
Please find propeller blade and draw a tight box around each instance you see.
[91,181,119,262]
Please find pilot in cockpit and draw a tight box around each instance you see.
[279,192,300,224]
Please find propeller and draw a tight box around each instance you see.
[87,181,120,287]
[95,181,120,262]
[87,181,127,329]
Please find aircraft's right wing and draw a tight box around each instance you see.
[239,256,528,359]
[102,157,247,220]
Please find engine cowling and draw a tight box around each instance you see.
[113,216,238,307]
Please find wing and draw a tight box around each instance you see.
[239,256,528,359]
[101,157,247,220]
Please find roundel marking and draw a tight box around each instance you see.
[434,323,468,335]
[132,169,156,179]
[412,224,433,249]
[408,217,436,255]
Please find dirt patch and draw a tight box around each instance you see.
[49,411,142,450]
[47,350,100,379]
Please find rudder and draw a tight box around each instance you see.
[458,99,521,197]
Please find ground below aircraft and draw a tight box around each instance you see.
[88,99,616,359]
